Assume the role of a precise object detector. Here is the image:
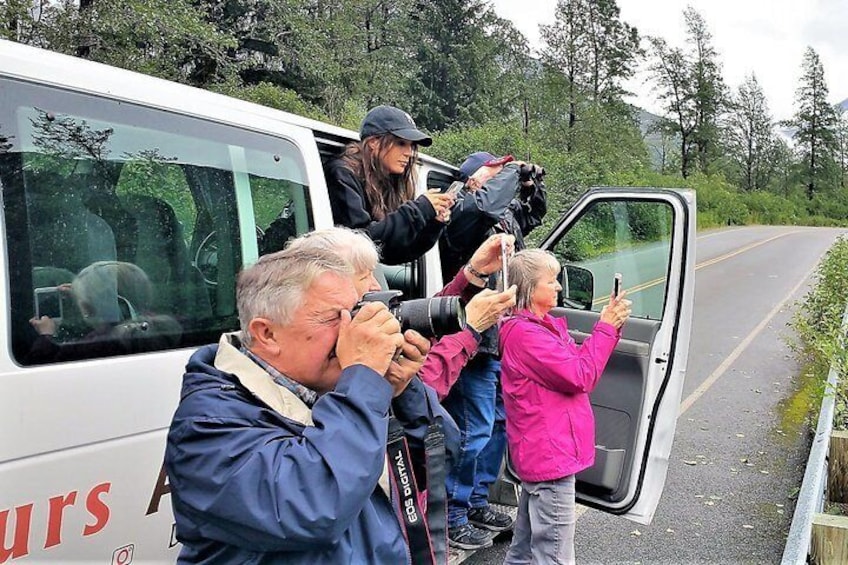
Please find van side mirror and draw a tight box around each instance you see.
[558,265,593,310]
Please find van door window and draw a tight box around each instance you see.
[0,78,312,365]
[550,199,673,321]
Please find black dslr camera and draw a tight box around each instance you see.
[351,290,466,339]
[518,163,546,182]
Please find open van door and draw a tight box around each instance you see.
[533,187,696,524]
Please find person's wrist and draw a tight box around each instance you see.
[465,263,489,279]
[463,264,487,287]
[465,323,483,343]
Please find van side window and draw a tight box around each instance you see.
[0,78,313,365]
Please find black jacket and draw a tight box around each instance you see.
[438,163,548,356]
[439,163,548,283]
[326,159,445,265]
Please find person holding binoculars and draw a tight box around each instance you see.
[437,150,549,550]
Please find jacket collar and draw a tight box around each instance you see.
[213,332,391,497]
[213,332,314,427]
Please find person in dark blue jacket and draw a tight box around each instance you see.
[437,152,548,550]
[165,230,457,564]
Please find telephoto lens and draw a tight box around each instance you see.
[352,290,466,339]
[392,296,466,339]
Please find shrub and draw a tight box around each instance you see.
[790,236,848,430]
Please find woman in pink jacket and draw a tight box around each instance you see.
[499,249,631,565]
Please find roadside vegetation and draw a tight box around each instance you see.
[2,0,847,231]
[789,236,848,432]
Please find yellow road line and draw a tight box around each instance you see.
[591,230,800,306]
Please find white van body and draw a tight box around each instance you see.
[0,39,695,563]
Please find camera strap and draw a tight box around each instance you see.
[387,401,447,564]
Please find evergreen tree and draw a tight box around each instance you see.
[407,0,527,131]
[788,47,839,199]
[683,7,725,174]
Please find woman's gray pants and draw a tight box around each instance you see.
[504,475,576,565]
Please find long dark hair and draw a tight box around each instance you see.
[340,134,418,220]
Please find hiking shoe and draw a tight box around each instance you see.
[467,505,515,532]
[448,523,494,550]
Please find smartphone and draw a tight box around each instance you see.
[445,180,465,198]
[613,272,622,297]
[499,237,511,291]
[34,286,63,322]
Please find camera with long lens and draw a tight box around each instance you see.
[518,163,546,182]
[350,290,466,339]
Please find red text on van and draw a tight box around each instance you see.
[0,482,111,562]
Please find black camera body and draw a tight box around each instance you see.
[351,290,466,339]
[518,163,546,182]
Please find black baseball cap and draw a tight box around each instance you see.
[360,105,433,147]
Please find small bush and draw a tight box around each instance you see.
[741,190,801,225]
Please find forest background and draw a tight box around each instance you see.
[3,0,847,236]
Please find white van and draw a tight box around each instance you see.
[0,39,696,563]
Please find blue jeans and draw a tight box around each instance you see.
[471,380,506,508]
[443,354,503,527]
[504,475,577,565]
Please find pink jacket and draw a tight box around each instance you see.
[499,309,620,483]
[418,270,483,399]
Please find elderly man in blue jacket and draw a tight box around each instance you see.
[165,228,457,564]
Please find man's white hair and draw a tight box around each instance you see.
[236,227,378,346]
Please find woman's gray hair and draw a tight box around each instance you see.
[237,227,378,347]
[74,261,152,324]
[508,249,561,311]
[286,226,379,274]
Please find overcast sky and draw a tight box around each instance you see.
[490,0,848,121]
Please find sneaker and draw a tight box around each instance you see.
[448,523,494,550]
[467,505,515,532]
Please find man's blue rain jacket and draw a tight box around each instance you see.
[165,334,457,564]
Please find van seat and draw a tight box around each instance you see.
[120,194,213,325]
[27,170,117,274]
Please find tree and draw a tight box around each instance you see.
[684,7,725,174]
[787,47,839,199]
[725,74,780,191]
[647,8,725,178]
[834,106,848,189]
[5,0,237,84]
[539,0,640,150]
[406,0,528,131]
[648,37,696,178]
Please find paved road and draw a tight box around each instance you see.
[466,225,848,565]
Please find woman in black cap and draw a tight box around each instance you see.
[326,105,454,265]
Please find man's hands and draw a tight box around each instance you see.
[335,303,428,396]
[465,287,516,332]
[336,302,404,378]
[385,330,430,397]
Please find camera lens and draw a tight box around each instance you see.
[393,296,466,339]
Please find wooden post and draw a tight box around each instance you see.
[810,513,848,564]
[828,431,848,503]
